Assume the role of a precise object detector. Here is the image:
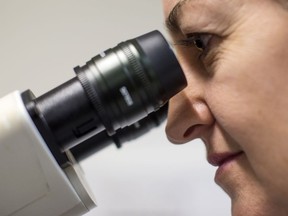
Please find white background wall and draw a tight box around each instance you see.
[0,1,230,215]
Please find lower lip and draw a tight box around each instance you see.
[214,152,244,183]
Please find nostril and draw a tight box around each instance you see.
[183,126,196,138]
[183,124,205,139]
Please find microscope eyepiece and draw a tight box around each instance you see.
[22,30,187,165]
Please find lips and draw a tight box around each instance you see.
[208,151,244,184]
[208,151,244,167]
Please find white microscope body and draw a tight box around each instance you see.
[0,91,96,216]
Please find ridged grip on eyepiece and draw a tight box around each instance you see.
[74,30,187,138]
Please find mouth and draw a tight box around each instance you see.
[208,151,244,182]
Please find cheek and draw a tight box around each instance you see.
[206,16,288,154]
[206,47,288,204]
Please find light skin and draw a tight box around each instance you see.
[162,0,288,215]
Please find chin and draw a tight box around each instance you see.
[230,195,288,216]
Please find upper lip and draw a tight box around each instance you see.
[208,151,244,167]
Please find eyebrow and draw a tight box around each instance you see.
[165,0,190,33]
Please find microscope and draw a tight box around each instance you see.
[0,30,187,216]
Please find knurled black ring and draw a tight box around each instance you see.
[74,66,115,135]
[120,44,153,105]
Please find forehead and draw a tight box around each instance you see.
[162,0,183,15]
[162,0,275,16]
[163,0,218,32]
[163,0,232,16]
[163,0,247,33]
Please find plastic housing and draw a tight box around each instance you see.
[0,91,96,216]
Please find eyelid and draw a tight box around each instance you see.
[174,33,212,48]
[173,33,215,64]
[186,33,213,43]
[173,33,200,47]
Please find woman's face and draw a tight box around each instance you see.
[163,0,288,215]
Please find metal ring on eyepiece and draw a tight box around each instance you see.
[74,66,115,136]
[120,44,155,107]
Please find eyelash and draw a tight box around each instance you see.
[175,33,212,53]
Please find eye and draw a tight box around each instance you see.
[176,33,212,52]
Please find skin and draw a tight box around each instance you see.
[162,0,288,215]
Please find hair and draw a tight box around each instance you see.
[277,0,288,9]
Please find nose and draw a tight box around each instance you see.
[165,87,214,144]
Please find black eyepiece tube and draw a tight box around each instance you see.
[70,103,168,161]
[22,30,186,165]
